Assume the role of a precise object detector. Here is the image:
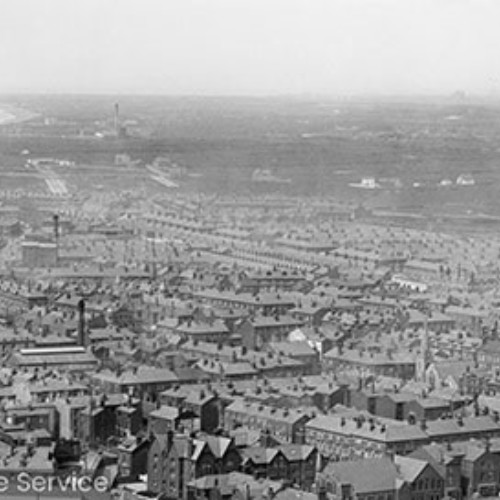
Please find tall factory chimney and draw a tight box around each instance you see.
[77,299,87,347]
[53,213,59,240]
[53,214,59,265]
[114,102,120,136]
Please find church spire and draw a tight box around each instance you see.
[417,311,432,382]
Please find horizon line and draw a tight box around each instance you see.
[0,91,499,101]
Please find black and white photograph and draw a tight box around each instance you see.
[0,1,500,499]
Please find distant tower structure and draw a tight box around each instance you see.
[114,102,120,136]
[53,214,59,264]
[77,299,88,347]
[113,102,128,138]
[417,313,432,383]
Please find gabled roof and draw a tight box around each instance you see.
[409,446,453,477]
[394,455,429,482]
[203,435,232,459]
[411,439,490,469]
[242,447,279,465]
[191,435,232,461]
[279,444,315,462]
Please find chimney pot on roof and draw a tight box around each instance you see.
[484,437,491,452]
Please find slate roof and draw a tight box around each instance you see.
[149,405,179,420]
[394,455,429,482]
[269,341,317,357]
[10,347,98,368]
[227,399,307,425]
[322,457,399,493]
[242,447,279,465]
[324,347,416,366]
[425,416,500,438]
[93,366,178,385]
[279,444,315,462]
[306,414,428,444]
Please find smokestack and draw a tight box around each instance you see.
[114,102,120,136]
[78,299,87,347]
[53,214,59,241]
[53,214,59,264]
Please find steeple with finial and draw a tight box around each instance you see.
[417,310,432,382]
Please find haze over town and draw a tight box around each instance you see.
[0,2,500,500]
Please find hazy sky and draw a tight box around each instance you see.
[0,0,499,96]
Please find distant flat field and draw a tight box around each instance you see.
[1,95,500,213]
[0,174,45,191]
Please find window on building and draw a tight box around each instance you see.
[201,462,212,475]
